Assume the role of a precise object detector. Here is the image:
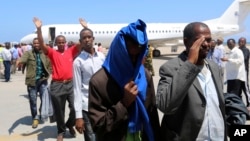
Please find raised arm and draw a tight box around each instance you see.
[33,17,49,55]
[79,18,88,29]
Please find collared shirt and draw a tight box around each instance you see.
[207,47,223,68]
[10,47,19,60]
[196,63,225,141]
[73,50,105,118]
[225,47,246,82]
[218,44,226,68]
[35,53,43,80]
[47,45,78,80]
[1,48,12,61]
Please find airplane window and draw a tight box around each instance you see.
[60,32,62,34]
[72,32,74,34]
[95,31,97,34]
[64,32,66,34]
[103,31,105,34]
[162,30,164,33]
[107,31,109,34]
[114,31,116,33]
[152,31,154,33]
[76,32,78,34]
[156,30,158,33]
[149,31,151,33]
[99,31,101,34]
[68,32,70,34]
[110,31,112,34]
[159,30,161,33]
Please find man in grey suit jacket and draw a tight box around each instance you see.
[156,22,227,141]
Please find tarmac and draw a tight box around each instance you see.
[0,46,249,141]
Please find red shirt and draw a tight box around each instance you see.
[47,46,78,80]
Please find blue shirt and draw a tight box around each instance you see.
[207,47,223,67]
[10,47,19,60]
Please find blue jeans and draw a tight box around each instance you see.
[82,110,96,141]
[27,79,48,120]
[3,60,11,81]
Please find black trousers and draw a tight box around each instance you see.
[50,80,75,134]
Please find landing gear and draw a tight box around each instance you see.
[153,49,161,57]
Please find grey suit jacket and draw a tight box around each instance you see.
[156,51,227,141]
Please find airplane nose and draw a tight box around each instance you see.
[20,34,37,44]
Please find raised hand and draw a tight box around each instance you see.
[33,17,42,29]
[79,18,88,28]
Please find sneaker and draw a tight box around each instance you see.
[32,119,39,128]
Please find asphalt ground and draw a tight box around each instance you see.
[0,46,249,141]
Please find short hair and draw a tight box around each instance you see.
[55,35,66,42]
[227,38,236,44]
[79,28,94,39]
[183,22,209,40]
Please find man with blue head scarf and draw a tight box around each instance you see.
[88,19,160,141]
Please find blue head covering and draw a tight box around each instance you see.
[102,19,154,141]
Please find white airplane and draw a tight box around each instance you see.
[20,0,250,57]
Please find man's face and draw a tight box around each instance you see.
[187,25,212,59]
[238,38,246,48]
[125,38,142,56]
[80,30,94,50]
[33,39,40,51]
[5,42,10,49]
[227,40,235,50]
[55,36,66,51]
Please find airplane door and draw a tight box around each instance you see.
[49,27,55,44]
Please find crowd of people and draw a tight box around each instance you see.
[1,18,250,141]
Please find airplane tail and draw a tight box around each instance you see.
[205,0,250,25]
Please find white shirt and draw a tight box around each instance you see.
[1,48,12,61]
[218,44,225,68]
[196,63,225,141]
[73,50,105,118]
[225,47,246,82]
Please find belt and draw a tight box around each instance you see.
[52,79,72,83]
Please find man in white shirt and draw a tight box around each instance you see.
[222,38,246,97]
[2,42,12,82]
[73,27,105,141]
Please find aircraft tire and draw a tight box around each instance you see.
[153,49,161,57]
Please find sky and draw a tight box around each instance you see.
[1,0,250,43]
